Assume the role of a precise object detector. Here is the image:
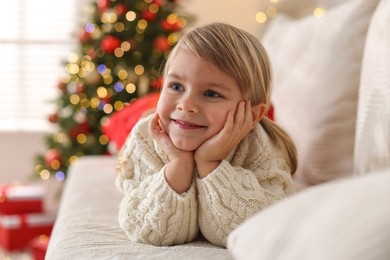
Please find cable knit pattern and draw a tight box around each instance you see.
[196,127,295,247]
[116,116,198,246]
[116,115,295,247]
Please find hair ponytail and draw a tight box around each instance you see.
[260,117,297,174]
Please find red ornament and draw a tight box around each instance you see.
[100,35,121,53]
[75,83,85,94]
[78,29,92,43]
[69,122,90,139]
[97,0,110,14]
[102,97,111,103]
[152,0,163,6]
[48,113,58,124]
[154,36,170,52]
[80,121,90,134]
[69,128,78,139]
[161,20,171,30]
[57,81,66,92]
[86,49,97,59]
[114,4,128,15]
[161,20,182,31]
[44,149,61,166]
[141,9,156,21]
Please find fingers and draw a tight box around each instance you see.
[233,100,253,131]
[148,113,162,138]
[234,100,245,127]
[223,110,235,132]
[148,113,174,154]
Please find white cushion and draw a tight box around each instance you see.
[354,0,390,174]
[261,0,380,190]
[227,168,390,260]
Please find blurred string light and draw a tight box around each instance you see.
[255,12,267,23]
[126,11,137,21]
[85,23,95,33]
[55,171,66,182]
[134,65,145,75]
[313,7,326,18]
[97,64,107,74]
[126,83,136,93]
[40,169,50,180]
[77,133,87,144]
[114,82,125,92]
[255,0,326,23]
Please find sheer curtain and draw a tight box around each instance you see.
[0,0,88,131]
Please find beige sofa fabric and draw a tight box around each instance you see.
[354,0,390,175]
[46,156,232,260]
[262,0,380,190]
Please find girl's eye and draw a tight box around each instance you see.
[204,90,222,98]
[169,82,184,92]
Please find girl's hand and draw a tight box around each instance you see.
[148,113,195,193]
[194,100,255,178]
[148,113,186,161]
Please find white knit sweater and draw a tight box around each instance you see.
[116,115,295,247]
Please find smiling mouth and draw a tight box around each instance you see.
[172,119,205,129]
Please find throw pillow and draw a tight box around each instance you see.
[102,92,160,152]
[261,0,380,190]
[354,0,390,174]
[227,168,390,260]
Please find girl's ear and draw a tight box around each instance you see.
[251,103,266,127]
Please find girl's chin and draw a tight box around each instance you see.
[172,140,200,152]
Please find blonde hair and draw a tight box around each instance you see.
[163,22,297,174]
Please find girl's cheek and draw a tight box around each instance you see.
[155,100,165,115]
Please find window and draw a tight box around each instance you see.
[0,0,87,131]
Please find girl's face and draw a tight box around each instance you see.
[156,49,245,151]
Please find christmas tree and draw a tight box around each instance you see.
[34,0,191,181]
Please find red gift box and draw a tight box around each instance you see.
[31,235,50,260]
[0,183,45,215]
[0,213,55,251]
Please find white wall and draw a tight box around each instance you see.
[182,0,265,37]
[0,1,266,183]
[0,131,46,183]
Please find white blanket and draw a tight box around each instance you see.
[46,156,232,260]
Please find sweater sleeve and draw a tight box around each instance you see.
[115,116,198,246]
[196,157,295,247]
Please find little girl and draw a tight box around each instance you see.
[116,22,297,247]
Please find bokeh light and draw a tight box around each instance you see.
[55,171,66,182]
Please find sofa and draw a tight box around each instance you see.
[46,0,390,259]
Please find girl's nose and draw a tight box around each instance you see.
[176,95,199,113]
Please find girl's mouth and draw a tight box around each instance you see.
[172,119,205,129]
